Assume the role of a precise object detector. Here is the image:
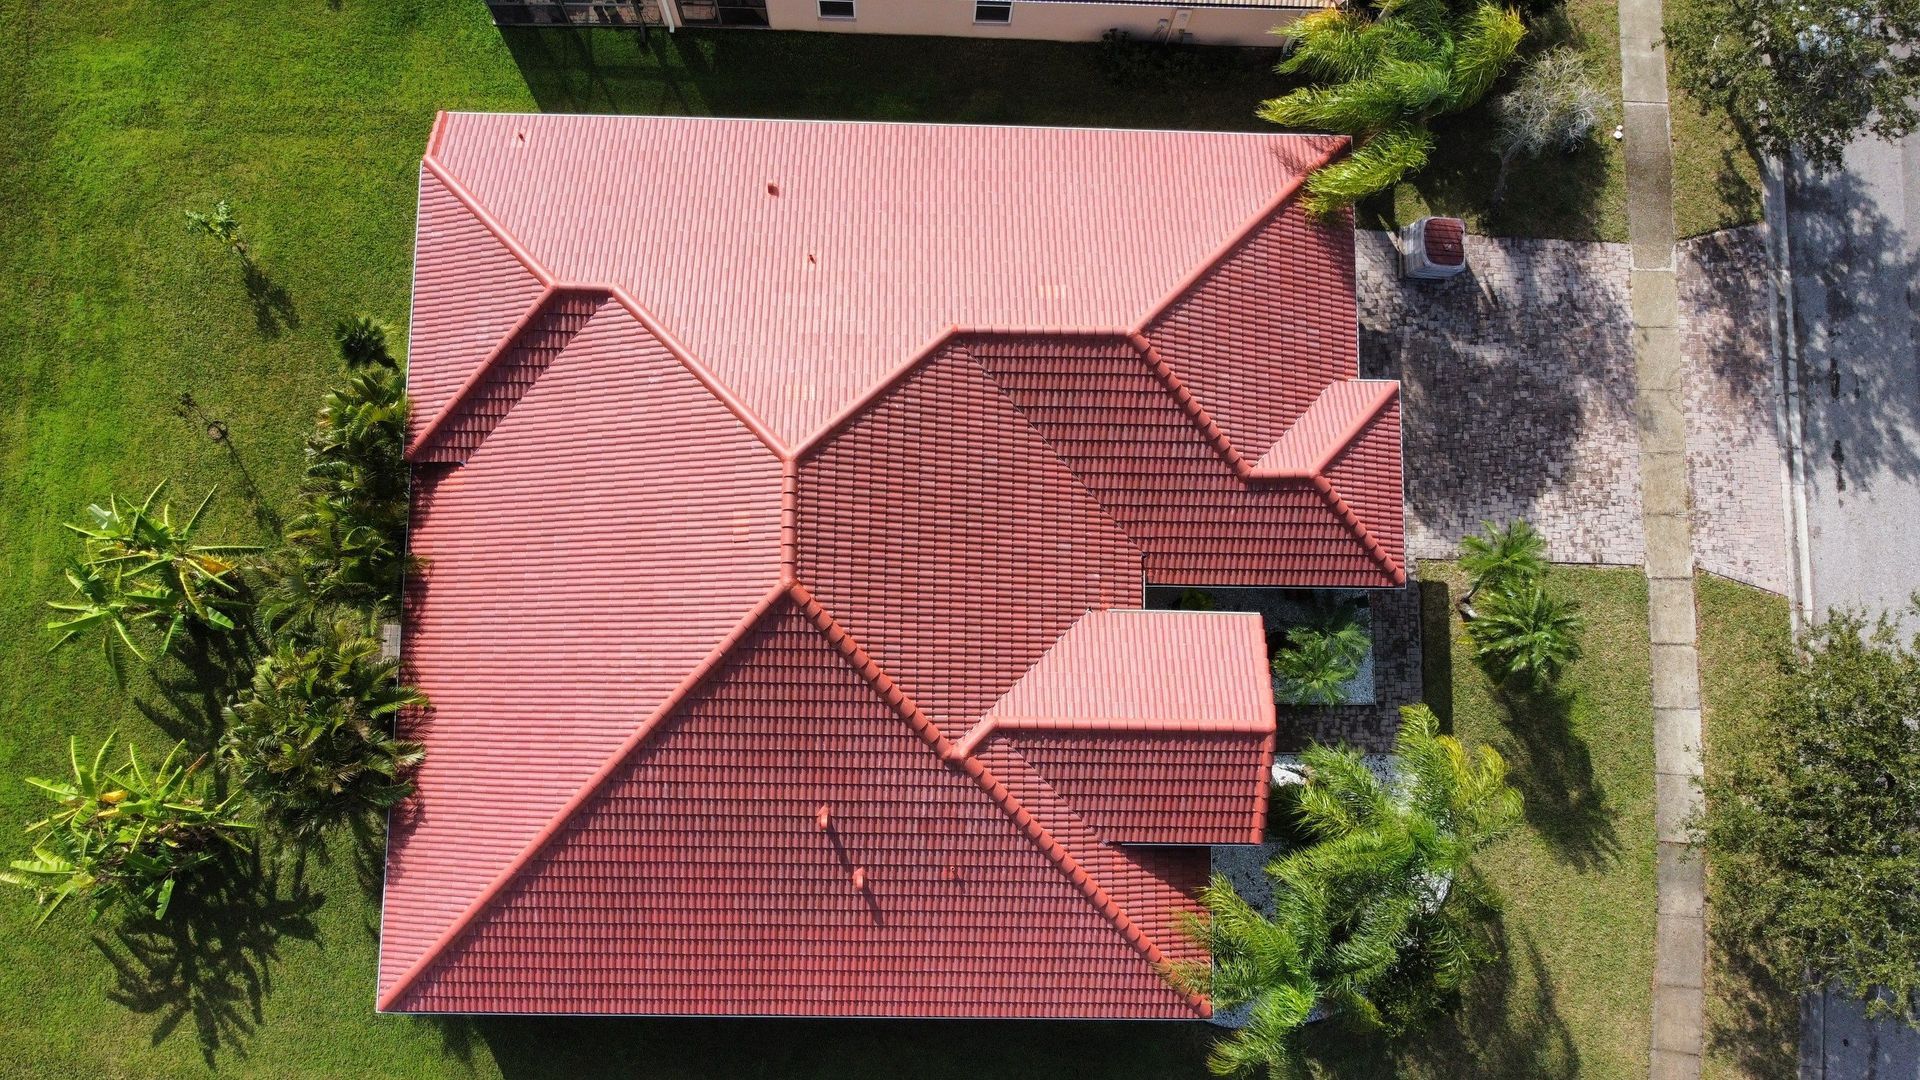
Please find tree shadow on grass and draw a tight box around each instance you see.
[1490,680,1620,871]
[92,847,322,1068]
[132,623,257,757]
[241,260,297,339]
[1704,921,1800,1078]
[1300,915,1581,1078]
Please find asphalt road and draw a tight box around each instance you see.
[1783,130,1920,1078]
[1786,134,1920,630]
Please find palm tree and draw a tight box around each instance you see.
[2,734,252,924]
[1261,0,1526,212]
[220,612,426,838]
[1467,580,1582,687]
[272,362,411,629]
[1272,615,1371,706]
[1176,706,1522,1075]
[1457,518,1547,616]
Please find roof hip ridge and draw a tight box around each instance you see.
[422,153,556,288]
[375,582,789,1013]
[1128,136,1348,335]
[416,149,788,461]
[783,581,1211,1019]
[1246,380,1400,480]
[1124,331,1254,478]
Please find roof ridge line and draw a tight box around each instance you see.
[405,286,602,461]
[1246,380,1402,480]
[419,149,788,461]
[598,286,789,459]
[1128,137,1348,336]
[790,326,962,462]
[1123,331,1254,477]
[375,582,789,1013]
[1311,472,1407,586]
[421,154,556,288]
[783,581,1211,1019]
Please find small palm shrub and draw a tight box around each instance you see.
[1458,518,1547,605]
[1176,707,1521,1075]
[47,483,261,673]
[1468,579,1582,687]
[334,315,395,370]
[1272,613,1371,706]
[267,323,412,633]
[220,613,426,838]
[1261,0,1526,212]
[2,735,252,924]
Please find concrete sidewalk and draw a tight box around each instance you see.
[1615,0,1710,1074]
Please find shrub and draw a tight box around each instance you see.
[220,613,426,838]
[1467,579,1582,686]
[1492,47,1609,203]
[1177,706,1521,1073]
[1702,607,1920,1026]
[1458,518,1547,602]
[1261,0,1526,212]
[184,199,248,262]
[334,315,396,370]
[1273,612,1371,706]
[2,735,252,924]
[46,483,260,674]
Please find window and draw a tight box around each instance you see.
[974,0,1011,22]
[817,0,854,17]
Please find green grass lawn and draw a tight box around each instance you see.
[1294,565,1658,1079]
[1,0,1766,1072]
[1696,574,1797,1080]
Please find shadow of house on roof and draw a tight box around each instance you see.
[379,113,1409,1019]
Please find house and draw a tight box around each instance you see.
[483,0,1310,47]
[378,112,1407,1019]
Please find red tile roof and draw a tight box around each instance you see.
[381,113,1406,1019]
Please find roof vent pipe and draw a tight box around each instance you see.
[816,804,831,831]
[851,867,867,891]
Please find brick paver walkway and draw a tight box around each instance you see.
[1356,228,1788,596]
[1678,227,1790,594]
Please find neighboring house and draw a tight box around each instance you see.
[483,0,1310,46]
[378,112,1407,1019]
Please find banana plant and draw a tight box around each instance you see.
[44,562,172,681]
[48,483,261,669]
[2,734,252,925]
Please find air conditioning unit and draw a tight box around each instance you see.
[1399,216,1467,280]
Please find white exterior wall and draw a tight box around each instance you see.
[758,0,1305,46]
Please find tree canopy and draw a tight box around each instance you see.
[1666,0,1920,168]
[1702,606,1920,1023]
